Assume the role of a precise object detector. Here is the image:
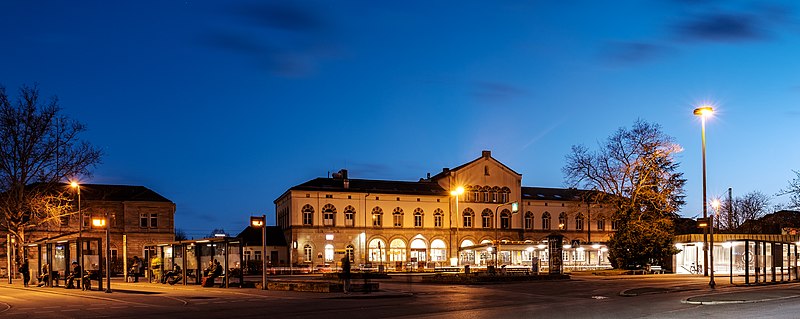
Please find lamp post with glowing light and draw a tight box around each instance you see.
[70,182,83,278]
[92,213,111,293]
[250,215,267,290]
[450,187,464,266]
[709,199,720,288]
[693,105,713,283]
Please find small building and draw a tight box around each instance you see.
[236,226,288,272]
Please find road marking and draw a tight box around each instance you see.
[62,309,80,312]
[0,301,10,313]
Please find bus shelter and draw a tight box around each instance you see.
[674,234,799,285]
[25,235,104,289]
[145,237,243,287]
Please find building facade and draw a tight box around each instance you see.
[1,184,175,277]
[274,151,615,271]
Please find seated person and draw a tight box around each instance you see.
[162,264,183,285]
[201,260,223,287]
[37,264,49,287]
[66,261,81,289]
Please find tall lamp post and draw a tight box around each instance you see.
[693,105,713,286]
[70,182,82,279]
[494,201,519,267]
[92,213,111,293]
[710,199,720,288]
[250,216,267,290]
[450,187,464,267]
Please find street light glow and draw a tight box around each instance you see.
[92,217,105,227]
[693,106,714,117]
[70,181,79,188]
[450,186,464,196]
[711,199,721,210]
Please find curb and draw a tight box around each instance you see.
[682,294,800,305]
[325,292,414,300]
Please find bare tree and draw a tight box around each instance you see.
[563,119,686,268]
[779,170,800,210]
[716,191,771,231]
[0,84,102,266]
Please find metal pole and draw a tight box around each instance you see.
[77,186,82,279]
[105,212,112,293]
[261,214,267,290]
[709,215,715,288]
[6,234,11,284]
[701,115,709,277]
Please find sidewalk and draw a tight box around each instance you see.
[617,279,800,305]
[0,276,413,300]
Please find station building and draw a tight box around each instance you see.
[274,151,615,271]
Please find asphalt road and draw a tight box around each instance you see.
[1,274,799,319]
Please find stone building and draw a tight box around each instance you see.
[1,183,175,277]
[274,151,615,271]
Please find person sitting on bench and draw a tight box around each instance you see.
[66,261,82,289]
[162,263,183,285]
[201,259,222,287]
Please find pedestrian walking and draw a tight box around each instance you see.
[340,255,351,294]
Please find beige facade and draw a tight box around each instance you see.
[275,151,615,270]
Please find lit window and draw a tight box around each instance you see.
[413,208,423,228]
[304,244,312,262]
[434,209,443,228]
[393,207,403,227]
[372,207,383,227]
[558,212,567,230]
[324,244,334,262]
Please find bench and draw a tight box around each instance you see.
[648,265,664,274]
[434,266,461,273]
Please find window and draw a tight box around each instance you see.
[481,209,493,228]
[597,215,605,231]
[483,188,489,202]
[389,239,406,262]
[463,208,474,228]
[524,212,533,230]
[413,208,423,228]
[302,204,314,225]
[344,206,355,227]
[346,244,354,262]
[434,209,443,228]
[575,213,584,231]
[393,207,403,227]
[500,192,508,204]
[322,204,336,226]
[83,213,90,228]
[491,191,498,203]
[137,213,158,228]
[500,209,510,229]
[372,207,383,227]
[542,212,551,230]
[612,219,620,231]
[254,251,262,261]
[558,212,567,230]
[324,244,334,262]
[304,244,312,262]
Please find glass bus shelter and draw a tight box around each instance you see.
[145,237,243,287]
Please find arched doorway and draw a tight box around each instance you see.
[410,238,427,268]
[389,239,406,269]
[460,239,475,266]
[368,239,386,264]
[430,239,447,266]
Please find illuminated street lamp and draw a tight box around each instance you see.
[693,105,713,287]
[250,215,267,290]
[450,187,464,265]
[70,182,83,279]
[92,213,111,293]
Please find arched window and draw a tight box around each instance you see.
[611,219,620,231]
[472,186,480,203]
[413,208,424,228]
[430,239,446,262]
[500,187,511,203]
[344,205,356,227]
[303,244,312,262]
[482,187,490,202]
[345,244,354,262]
[302,204,314,225]
[596,214,605,231]
[460,239,476,265]
[322,204,336,226]
[433,209,444,228]
[524,211,534,230]
[393,207,404,227]
[372,207,383,227]
[575,213,585,231]
[542,212,551,230]
[481,209,493,228]
[558,212,567,230]
[368,238,386,262]
[491,186,500,203]
[324,244,334,262]
[463,208,474,228]
[389,239,406,262]
[500,209,511,229]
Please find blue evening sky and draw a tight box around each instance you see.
[1,1,798,238]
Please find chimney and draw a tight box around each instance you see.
[427,172,431,179]
[442,167,450,173]
[482,150,491,158]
